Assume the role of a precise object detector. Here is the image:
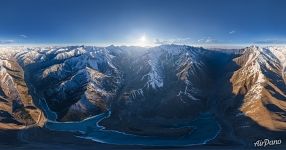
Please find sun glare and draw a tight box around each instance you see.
[137,34,149,47]
[140,35,146,42]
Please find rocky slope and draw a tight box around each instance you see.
[0,48,45,129]
[231,46,286,131]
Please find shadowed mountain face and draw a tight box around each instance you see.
[0,45,285,143]
[110,45,210,119]
[15,46,121,121]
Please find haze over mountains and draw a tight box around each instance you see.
[0,44,285,147]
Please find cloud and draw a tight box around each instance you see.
[229,30,236,34]
[254,40,286,44]
[154,37,219,45]
[197,37,217,43]
[154,38,192,45]
[19,34,28,38]
[0,40,15,44]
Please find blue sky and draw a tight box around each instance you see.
[0,0,286,46]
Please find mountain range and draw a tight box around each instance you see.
[0,44,285,146]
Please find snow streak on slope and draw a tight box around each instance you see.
[126,45,206,103]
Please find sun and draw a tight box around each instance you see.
[140,35,146,42]
[137,34,148,46]
[135,34,152,47]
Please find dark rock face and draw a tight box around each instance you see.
[111,45,210,120]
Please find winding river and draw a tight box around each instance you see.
[45,111,221,146]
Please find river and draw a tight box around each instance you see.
[45,111,221,146]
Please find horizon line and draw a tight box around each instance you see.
[1,43,286,49]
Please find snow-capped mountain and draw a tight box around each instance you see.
[15,46,121,121]
[231,46,286,131]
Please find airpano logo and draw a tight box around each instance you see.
[254,139,282,147]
